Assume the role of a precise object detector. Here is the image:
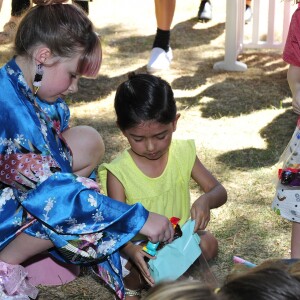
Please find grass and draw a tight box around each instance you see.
[0,0,297,299]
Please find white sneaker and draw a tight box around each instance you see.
[244,5,252,23]
[147,47,173,73]
[198,0,212,22]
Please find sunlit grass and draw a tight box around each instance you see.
[0,0,296,298]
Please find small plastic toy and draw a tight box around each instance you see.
[279,168,300,186]
[143,241,160,257]
[233,256,256,268]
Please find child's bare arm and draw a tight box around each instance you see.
[106,171,126,202]
[287,65,300,115]
[190,156,227,231]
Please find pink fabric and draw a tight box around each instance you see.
[0,261,38,299]
[283,7,300,66]
[23,253,80,286]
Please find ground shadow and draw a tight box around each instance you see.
[115,19,225,53]
[174,51,290,118]
[216,109,298,169]
[70,115,126,164]
[66,65,148,104]
[67,20,226,103]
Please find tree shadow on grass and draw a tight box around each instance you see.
[70,115,126,163]
[216,110,298,170]
[67,20,226,104]
[174,51,290,117]
[114,20,225,54]
[66,65,148,104]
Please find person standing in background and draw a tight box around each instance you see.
[198,0,252,23]
[0,0,91,43]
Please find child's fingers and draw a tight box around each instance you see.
[136,256,155,285]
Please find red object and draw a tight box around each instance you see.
[278,168,300,179]
[283,6,300,67]
[169,217,180,226]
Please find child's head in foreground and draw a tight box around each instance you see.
[114,73,180,160]
[143,259,300,300]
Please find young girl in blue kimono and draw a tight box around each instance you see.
[0,1,175,299]
[99,73,227,299]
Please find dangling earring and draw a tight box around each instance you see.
[33,64,43,95]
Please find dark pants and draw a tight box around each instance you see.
[11,0,90,16]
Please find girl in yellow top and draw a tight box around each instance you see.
[99,73,227,299]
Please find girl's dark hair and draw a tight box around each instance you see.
[114,73,177,131]
[14,0,101,77]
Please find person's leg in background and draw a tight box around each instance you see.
[0,0,31,44]
[198,0,212,22]
[147,0,176,74]
[0,1,91,44]
[245,0,252,23]
[198,0,252,23]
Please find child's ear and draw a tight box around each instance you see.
[34,46,52,65]
[172,113,181,131]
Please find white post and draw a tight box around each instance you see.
[267,0,275,46]
[213,0,247,71]
[282,1,292,47]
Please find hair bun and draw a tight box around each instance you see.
[32,0,67,6]
[127,72,137,79]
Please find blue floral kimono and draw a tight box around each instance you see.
[0,58,148,299]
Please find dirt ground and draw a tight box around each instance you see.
[0,0,298,299]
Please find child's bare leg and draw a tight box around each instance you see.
[198,230,218,261]
[62,125,105,177]
[0,233,53,265]
[124,261,146,299]
[291,222,300,258]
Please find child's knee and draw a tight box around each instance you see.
[199,231,218,261]
[81,126,105,161]
[62,126,105,175]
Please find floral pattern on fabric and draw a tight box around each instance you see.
[0,59,149,299]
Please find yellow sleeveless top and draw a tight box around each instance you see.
[99,139,196,226]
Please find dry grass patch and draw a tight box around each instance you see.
[0,0,296,298]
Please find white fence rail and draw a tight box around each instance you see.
[213,0,297,71]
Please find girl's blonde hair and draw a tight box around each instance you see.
[14,0,101,77]
[143,280,221,300]
[144,260,300,300]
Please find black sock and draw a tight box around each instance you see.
[152,28,170,52]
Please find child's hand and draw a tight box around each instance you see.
[140,212,174,244]
[124,243,155,286]
[190,196,211,232]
